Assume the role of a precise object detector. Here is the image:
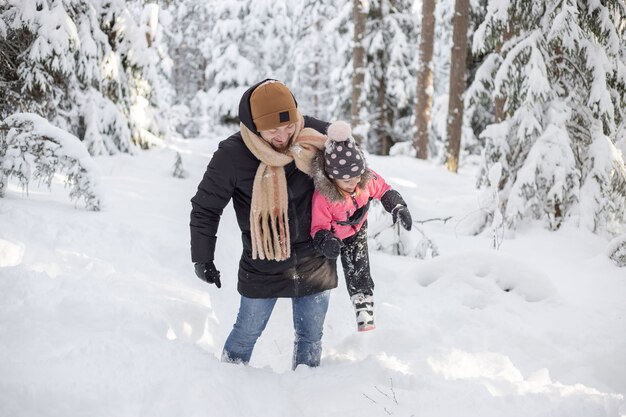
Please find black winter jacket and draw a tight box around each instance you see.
[190,80,338,298]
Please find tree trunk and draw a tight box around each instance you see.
[351,0,367,145]
[495,24,512,123]
[413,0,436,159]
[445,0,470,173]
[379,48,391,155]
[313,17,322,116]
[374,2,390,155]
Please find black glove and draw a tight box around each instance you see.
[381,189,412,231]
[392,205,413,231]
[313,230,344,259]
[194,262,222,288]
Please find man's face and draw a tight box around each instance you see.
[260,123,296,152]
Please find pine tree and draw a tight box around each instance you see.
[0,0,167,154]
[289,0,342,121]
[167,0,212,101]
[215,0,272,118]
[608,233,626,267]
[470,0,626,233]
[163,0,215,136]
[362,0,419,155]
[165,0,350,133]
[100,0,168,149]
[172,151,187,179]
[0,113,102,210]
[322,0,355,123]
[199,0,297,130]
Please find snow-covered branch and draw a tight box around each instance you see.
[0,113,103,211]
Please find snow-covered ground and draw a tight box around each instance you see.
[1,136,625,417]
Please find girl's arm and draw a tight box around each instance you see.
[367,169,392,200]
[310,190,334,237]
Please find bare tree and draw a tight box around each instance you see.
[445,0,470,173]
[351,0,367,145]
[413,0,436,159]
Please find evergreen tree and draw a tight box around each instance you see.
[165,0,352,133]
[470,0,626,233]
[0,0,167,155]
[165,0,211,102]
[421,0,455,162]
[362,0,419,155]
[204,0,264,127]
[608,233,626,267]
[100,0,168,149]
[247,1,294,79]
[163,0,215,136]
[289,0,341,121]
[172,151,187,179]
[322,0,354,122]
[0,113,102,210]
[198,0,297,130]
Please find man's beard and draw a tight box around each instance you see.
[271,138,292,152]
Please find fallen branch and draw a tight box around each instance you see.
[413,216,452,225]
[362,393,377,404]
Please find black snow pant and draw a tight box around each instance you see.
[340,222,374,297]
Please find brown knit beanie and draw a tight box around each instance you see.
[250,81,298,131]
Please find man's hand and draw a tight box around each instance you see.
[194,262,222,288]
[314,230,344,259]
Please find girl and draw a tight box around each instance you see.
[310,121,413,331]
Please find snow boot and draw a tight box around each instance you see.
[351,293,375,332]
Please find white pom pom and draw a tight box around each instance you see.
[327,121,352,142]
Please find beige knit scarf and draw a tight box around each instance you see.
[240,112,327,261]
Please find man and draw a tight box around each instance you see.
[190,79,338,369]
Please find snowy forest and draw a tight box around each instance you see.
[2,0,626,239]
[0,0,626,417]
[1,1,626,416]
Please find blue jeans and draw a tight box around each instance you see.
[222,290,331,369]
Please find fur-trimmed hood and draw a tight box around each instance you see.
[310,150,373,203]
[310,162,392,241]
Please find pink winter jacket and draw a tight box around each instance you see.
[311,169,391,240]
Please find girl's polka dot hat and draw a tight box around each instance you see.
[324,121,366,180]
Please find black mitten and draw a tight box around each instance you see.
[381,189,412,231]
[194,261,222,288]
[313,230,344,259]
[392,205,413,231]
